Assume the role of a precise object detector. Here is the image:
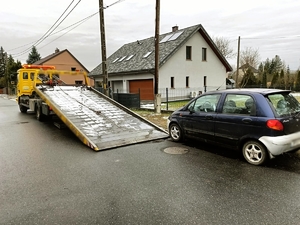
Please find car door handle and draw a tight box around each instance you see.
[242,118,252,123]
[205,115,213,120]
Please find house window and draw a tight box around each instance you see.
[202,48,207,61]
[71,67,76,71]
[186,46,192,60]
[186,76,189,88]
[171,77,174,88]
[75,80,83,85]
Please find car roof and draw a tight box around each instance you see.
[204,88,291,96]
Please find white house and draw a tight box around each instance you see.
[89,24,232,100]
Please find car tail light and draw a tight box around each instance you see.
[267,119,283,131]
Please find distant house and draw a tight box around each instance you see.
[238,63,259,76]
[226,78,235,89]
[34,48,93,86]
[89,24,232,100]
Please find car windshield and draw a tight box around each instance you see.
[267,93,300,117]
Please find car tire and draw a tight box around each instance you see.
[19,105,28,113]
[169,123,183,142]
[242,140,268,166]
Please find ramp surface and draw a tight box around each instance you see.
[35,86,168,150]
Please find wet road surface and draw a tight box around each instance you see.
[1,96,300,225]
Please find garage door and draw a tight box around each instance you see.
[129,80,154,100]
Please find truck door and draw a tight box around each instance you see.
[17,70,37,96]
[18,71,31,95]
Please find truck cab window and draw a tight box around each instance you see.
[23,72,28,79]
[30,73,35,81]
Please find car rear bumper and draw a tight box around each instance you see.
[259,131,300,156]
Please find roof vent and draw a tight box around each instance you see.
[55,48,60,53]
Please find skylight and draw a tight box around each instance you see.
[118,56,127,62]
[112,58,119,63]
[159,34,173,43]
[126,55,134,61]
[168,31,184,41]
[160,31,184,43]
[143,51,152,58]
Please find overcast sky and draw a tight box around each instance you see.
[1,0,300,71]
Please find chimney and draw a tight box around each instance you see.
[172,26,178,32]
[55,48,60,53]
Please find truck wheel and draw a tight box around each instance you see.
[36,105,44,122]
[19,105,28,113]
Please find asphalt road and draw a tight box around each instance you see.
[1,96,300,225]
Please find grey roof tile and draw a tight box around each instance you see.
[89,24,232,77]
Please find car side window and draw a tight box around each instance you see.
[188,94,221,112]
[222,94,255,115]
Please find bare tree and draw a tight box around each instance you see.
[240,47,260,68]
[213,36,235,59]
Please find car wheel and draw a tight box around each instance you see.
[169,123,183,142]
[19,105,28,113]
[242,140,268,166]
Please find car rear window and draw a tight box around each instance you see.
[267,93,300,117]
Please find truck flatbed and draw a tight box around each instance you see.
[34,85,169,150]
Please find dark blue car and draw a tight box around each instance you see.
[167,89,300,165]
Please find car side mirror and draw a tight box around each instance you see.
[188,107,195,114]
[188,107,196,114]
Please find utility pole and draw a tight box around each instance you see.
[99,0,108,96]
[236,36,240,88]
[154,0,161,113]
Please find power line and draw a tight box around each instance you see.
[9,0,125,58]
[11,0,82,57]
[34,1,82,48]
[39,14,96,50]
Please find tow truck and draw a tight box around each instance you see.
[16,64,168,150]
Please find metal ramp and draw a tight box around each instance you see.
[34,85,169,151]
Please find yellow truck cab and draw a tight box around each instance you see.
[17,64,56,96]
[17,64,89,119]
[17,64,56,114]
